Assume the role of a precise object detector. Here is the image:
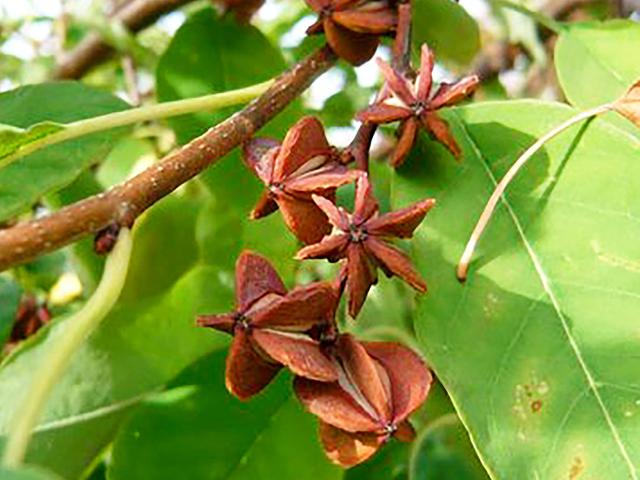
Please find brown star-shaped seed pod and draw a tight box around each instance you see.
[197,251,339,400]
[295,334,432,467]
[9,296,51,343]
[614,79,640,128]
[305,0,397,65]
[243,116,361,245]
[358,44,480,167]
[296,175,433,318]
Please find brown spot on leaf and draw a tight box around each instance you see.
[530,399,542,413]
[569,456,585,479]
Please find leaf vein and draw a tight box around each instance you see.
[458,117,638,478]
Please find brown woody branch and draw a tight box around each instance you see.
[53,0,195,79]
[0,46,337,271]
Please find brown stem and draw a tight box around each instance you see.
[0,46,337,272]
[345,123,377,171]
[345,1,414,171]
[53,0,195,79]
[391,2,412,75]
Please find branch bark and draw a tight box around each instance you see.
[53,0,195,79]
[0,46,337,271]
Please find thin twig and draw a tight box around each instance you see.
[0,46,337,272]
[346,1,413,171]
[391,2,412,75]
[122,55,141,105]
[456,103,612,282]
[53,0,195,79]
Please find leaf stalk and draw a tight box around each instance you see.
[0,80,274,170]
[2,228,133,468]
[457,102,613,281]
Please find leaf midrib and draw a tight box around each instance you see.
[32,390,155,433]
[456,115,639,479]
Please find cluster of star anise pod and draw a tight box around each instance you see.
[197,0,480,468]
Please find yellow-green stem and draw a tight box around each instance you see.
[2,228,133,468]
[457,103,613,281]
[0,80,274,169]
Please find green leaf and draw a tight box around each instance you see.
[392,100,640,478]
[409,415,489,480]
[0,82,129,222]
[0,122,64,163]
[319,69,373,127]
[118,196,202,303]
[155,6,301,218]
[0,277,21,347]
[96,136,155,188]
[16,252,66,293]
[412,0,480,65]
[555,20,640,109]
[0,466,63,480]
[156,6,296,145]
[0,194,233,479]
[0,266,230,478]
[109,358,341,480]
[156,5,301,280]
[345,441,410,480]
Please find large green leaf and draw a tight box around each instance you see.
[0,466,63,480]
[109,356,341,480]
[412,0,480,65]
[409,415,489,480]
[0,122,64,163]
[392,100,640,478]
[0,82,130,222]
[555,20,640,109]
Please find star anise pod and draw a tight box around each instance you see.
[296,175,434,318]
[358,44,479,167]
[295,334,432,467]
[197,251,339,400]
[9,296,51,343]
[305,0,398,65]
[614,79,640,128]
[243,116,360,245]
